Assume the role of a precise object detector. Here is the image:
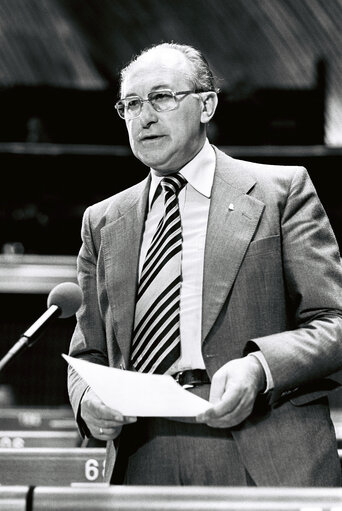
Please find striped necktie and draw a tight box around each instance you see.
[130,173,187,374]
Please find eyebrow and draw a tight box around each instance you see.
[123,84,173,98]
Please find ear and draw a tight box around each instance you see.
[200,92,218,124]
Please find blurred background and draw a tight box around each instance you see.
[0,0,341,410]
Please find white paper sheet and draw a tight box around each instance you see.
[63,354,211,417]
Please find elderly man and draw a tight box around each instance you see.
[68,42,342,486]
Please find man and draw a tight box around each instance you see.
[68,42,342,486]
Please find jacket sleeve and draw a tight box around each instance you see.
[247,167,342,402]
[68,207,109,436]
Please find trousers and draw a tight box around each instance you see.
[111,385,255,486]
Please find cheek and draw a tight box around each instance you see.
[126,123,137,146]
[125,120,133,135]
[171,115,200,145]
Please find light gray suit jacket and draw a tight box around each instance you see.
[68,146,342,485]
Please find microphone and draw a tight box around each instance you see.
[0,282,83,371]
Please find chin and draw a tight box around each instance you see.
[153,168,179,176]
[139,155,173,172]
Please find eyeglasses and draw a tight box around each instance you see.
[115,88,206,120]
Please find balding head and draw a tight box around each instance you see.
[120,42,218,97]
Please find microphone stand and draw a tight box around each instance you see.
[0,305,60,371]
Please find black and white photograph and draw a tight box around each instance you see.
[1,0,342,509]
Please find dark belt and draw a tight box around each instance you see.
[171,369,210,388]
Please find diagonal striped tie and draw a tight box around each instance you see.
[130,173,187,374]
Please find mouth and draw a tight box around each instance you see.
[139,134,165,142]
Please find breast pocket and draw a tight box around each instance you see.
[244,235,281,259]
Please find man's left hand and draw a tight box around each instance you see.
[196,356,265,428]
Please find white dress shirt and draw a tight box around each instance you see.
[138,139,273,390]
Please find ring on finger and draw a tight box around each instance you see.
[99,427,104,435]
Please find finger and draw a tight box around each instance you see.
[101,414,137,424]
[83,398,126,422]
[92,403,126,421]
[203,396,255,429]
[96,416,137,428]
[204,410,246,429]
[197,370,227,421]
[123,415,137,422]
[203,418,231,429]
[92,425,122,441]
[93,417,138,440]
[208,386,242,418]
[198,385,242,422]
[208,369,227,405]
[82,389,123,420]
[99,426,118,437]
[109,416,137,426]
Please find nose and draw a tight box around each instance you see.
[139,100,158,127]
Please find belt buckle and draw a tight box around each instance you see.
[174,371,183,384]
[174,371,194,389]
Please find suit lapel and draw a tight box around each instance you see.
[202,149,265,342]
[101,177,150,366]
[100,149,265,358]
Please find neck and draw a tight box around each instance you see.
[152,138,207,177]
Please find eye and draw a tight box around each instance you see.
[151,91,172,103]
[126,98,141,110]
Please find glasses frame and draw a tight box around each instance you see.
[114,88,207,120]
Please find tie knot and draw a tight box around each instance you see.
[161,174,187,196]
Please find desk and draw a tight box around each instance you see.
[0,407,76,430]
[0,448,106,486]
[32,486,342,511]
[0,430,80,448]
[0,486,28,511]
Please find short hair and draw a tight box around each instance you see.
[119,42,219,95]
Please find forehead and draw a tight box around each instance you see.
[121,48,193,97]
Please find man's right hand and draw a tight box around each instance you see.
[80,388,137,440]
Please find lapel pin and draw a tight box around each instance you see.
[228,203,234,211]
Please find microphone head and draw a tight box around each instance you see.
[47,282,83,318]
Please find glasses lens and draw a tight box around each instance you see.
[149,91,176,112]
[116,97,142,119]
[115,101,126,119]
[125,97,142,119]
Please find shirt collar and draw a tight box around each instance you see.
[148,138,216,209]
